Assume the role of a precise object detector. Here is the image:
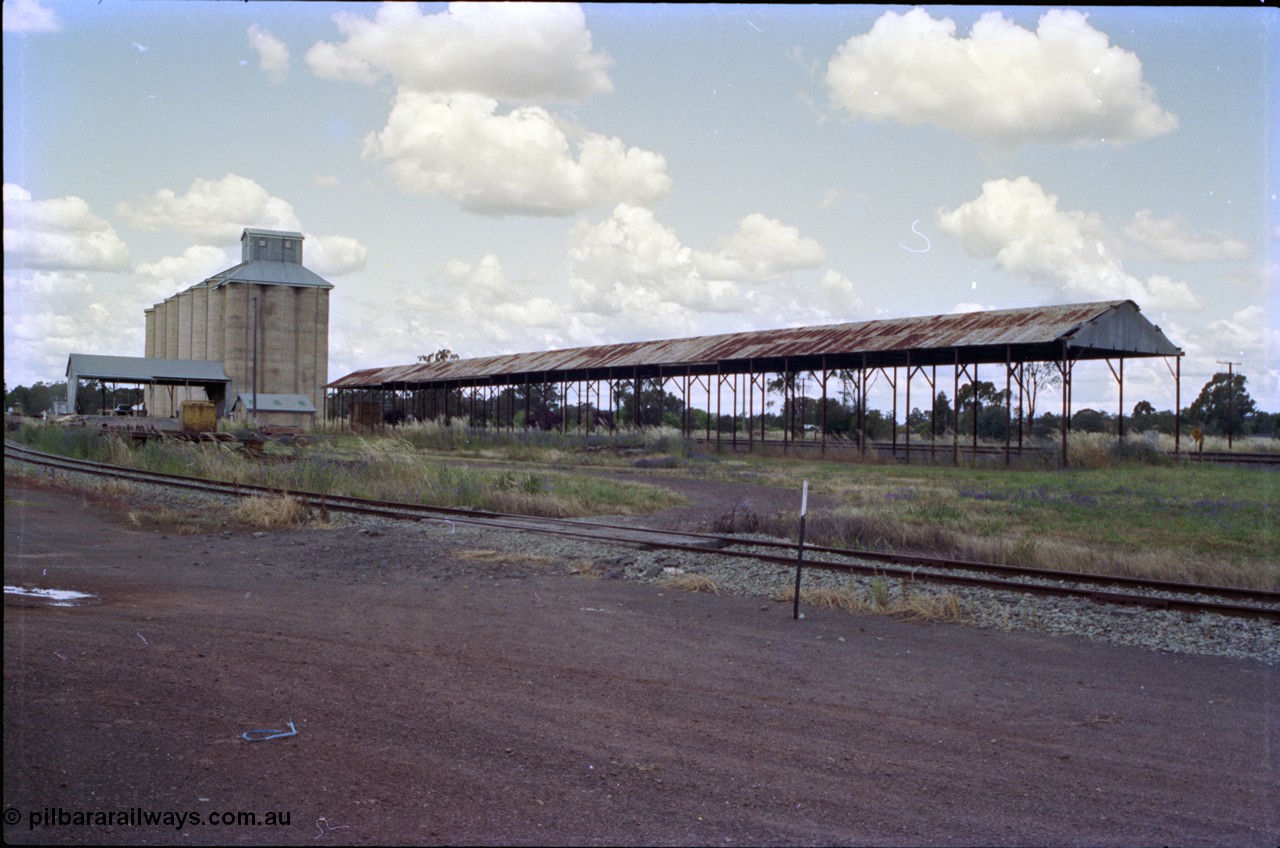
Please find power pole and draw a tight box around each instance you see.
[1215,360,1242,449]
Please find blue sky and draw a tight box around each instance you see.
[4,2,1277,415]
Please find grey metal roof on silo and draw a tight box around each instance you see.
[242,228,304,240]
[206,259,334,289]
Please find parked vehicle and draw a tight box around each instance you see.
[114,404,133,416]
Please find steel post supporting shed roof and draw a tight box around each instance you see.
[330,301,1181,393]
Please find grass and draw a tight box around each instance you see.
[567,559,605,578]
[12,420,1276,591]
[230,494,311,529]
[697,433,1277,590]
[716,458,1279,590]
[771,582,966,623]
[11,424,685,520]
[455,549,557,569]
[126,506,220,535]
[371,418,672,464]
[291,436,681,517]
[661,573,719,593]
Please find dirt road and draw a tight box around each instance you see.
[4,477,1277,845]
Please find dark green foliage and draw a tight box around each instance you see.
[1187,372,1256,437]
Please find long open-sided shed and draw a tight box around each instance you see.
[329,300,1184,465]
[66,354,230,415]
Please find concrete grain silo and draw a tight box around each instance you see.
[164,295,179,359]
[143,228,332,427]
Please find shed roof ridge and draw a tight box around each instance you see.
[370,300,1131,370]
[328,299,1178,390]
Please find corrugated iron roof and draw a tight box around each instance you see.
[330,300,1182,389]
[67,354,230,383]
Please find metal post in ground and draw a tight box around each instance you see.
[792,480,809,621]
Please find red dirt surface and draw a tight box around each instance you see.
[4,476,1277,846]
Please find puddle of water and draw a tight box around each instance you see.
[4,585,96,606]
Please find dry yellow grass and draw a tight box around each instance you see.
[567,559,604,577]
[230,494,309,529]
[661,573,719,594]
[771,585,871,612]
[126,507,212,535]
[894,593,964,622]
[100,434,135,467]
[773,583,966,623]
[456,549,555,568]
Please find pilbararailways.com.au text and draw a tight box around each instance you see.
[6,806,291,831]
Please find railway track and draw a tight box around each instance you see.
[7,441,1279,622]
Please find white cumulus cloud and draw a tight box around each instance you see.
[1165,306,1280,410]
[440,256,579,344]
[248,24,290,84]
[116,174,302,244]
[305,234,367,277]
[568,205,744,321]
[693,214,827,284]
[818,270,868,316]
[306,1,612,102]
[3,184,131,272]
[938,177,1204,312]
[333,206,858,371]
[337,254,592,367]
[4,270,128,383]
[826,8,1177,147]
[113,175,367,280]
[1200,305,1277,366]
[2,0,61,33]
[361,91,670,216]
[1121,210,1250,262]
[134,245,230,305]
[566,204,843,336]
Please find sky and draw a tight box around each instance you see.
[4,1,1277,416]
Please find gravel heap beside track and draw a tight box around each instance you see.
[10,460,1278,666]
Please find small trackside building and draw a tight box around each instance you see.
[229,392,318,429]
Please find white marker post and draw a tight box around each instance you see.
[793,480,808,621]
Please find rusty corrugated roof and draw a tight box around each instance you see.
[329,300,1182,389]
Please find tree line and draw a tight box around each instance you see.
[4,381,146,416]
[10,370,1274,440]
[331,368,1274,442]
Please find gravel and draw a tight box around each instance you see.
[393,513,1280,666]
[11,458,1279,666]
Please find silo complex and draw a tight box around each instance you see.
[143,229,332,426]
